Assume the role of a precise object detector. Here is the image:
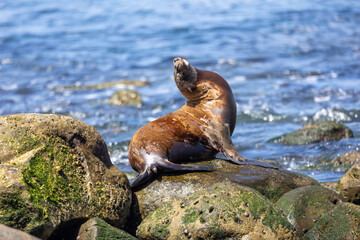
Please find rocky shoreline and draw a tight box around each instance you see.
[1,114,359,239]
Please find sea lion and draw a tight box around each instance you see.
[128,57,278,188]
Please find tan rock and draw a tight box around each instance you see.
[0,224,40,240]
[338,162,360,204]
[109,89,142,107]
[331,151,360,171]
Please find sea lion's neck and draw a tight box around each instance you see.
[186,84,237,135]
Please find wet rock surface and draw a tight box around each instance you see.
[338,162,360,204]
[0,114,132,239]
[268,121,353,145]
[131,159,319,221]
[275,185,342,237]
[137,182,297,240]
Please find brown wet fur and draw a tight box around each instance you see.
[128,58,277,188]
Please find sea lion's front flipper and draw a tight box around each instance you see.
[156,159,216,172]
[205,120,278,169]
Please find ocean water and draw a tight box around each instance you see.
[1,0,360,182]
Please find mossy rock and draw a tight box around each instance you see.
[0,224,41,240]
[268,121,353,145]
[132,159,319,221]
[109,89,142,107]
[302,202,360,240]
[77,218,136,240]
[275,186,342,237]
[137,182,297,239]
[330,151,360,171]
[338,162,360,204]
[53,80,149,91]
[0,114,132,239]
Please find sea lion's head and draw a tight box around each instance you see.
[173,57,207,101]
[173,57,229,101]
[173,57,237,132]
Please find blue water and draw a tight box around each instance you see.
[1,0,360,182]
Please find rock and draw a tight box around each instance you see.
[137,182,297,240]
[320,182,340,195]
[330,151,360,171]
[109,89,142,107]
[0,114,132,239]
[53,80,149,91]
[338,162,360,204]
[268,121,353,145]
[302,202,360,240]
[0,224,41,240]
[132,159,319,220]
[77,218,136,240]
[275,185,342,237]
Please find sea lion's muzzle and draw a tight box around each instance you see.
[173,57,197,83]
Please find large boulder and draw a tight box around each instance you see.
[338,162,360,204]
[131,159,319,221]
[268,121,353,145]
[0,114,132,239]
[137,182,297,239]
[302,202,360,240]
[275,186,342,237]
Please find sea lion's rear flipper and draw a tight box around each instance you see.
[226,155,279,169]
[156,159,216,172]
[130,160,215,189]
[130,170,156,189]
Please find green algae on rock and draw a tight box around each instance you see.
[137,182,297,240]
[77,218,136,240]
[338,162,360,204]
[302,202,360,240]
[132,158,319,220]
[275,185,342,237]
[268,121,353,145]
[0,114,132,239]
